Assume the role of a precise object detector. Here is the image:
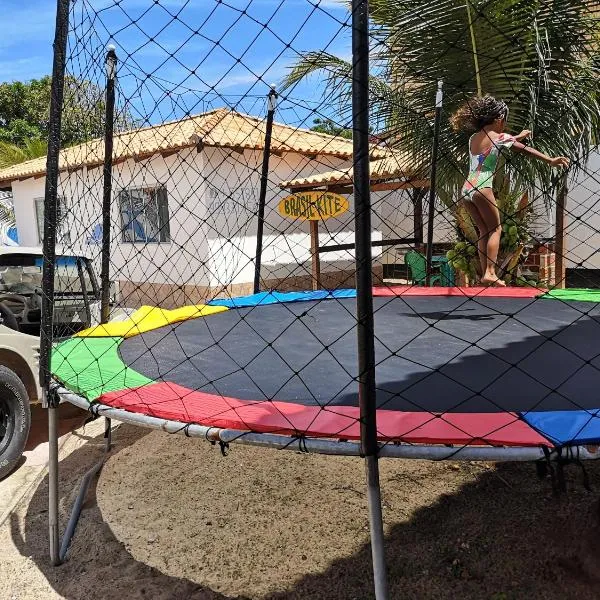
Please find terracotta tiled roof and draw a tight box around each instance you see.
[279,152,423,190]
[0,108,390,184]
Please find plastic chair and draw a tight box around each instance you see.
[438,257,456,286]
[404,251,442,286]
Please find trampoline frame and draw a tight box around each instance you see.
[48,383,600,566]
[55,386,600,462]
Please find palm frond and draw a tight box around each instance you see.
[0,142,27,169]
[0,138,47,169]
[285,0,600,200]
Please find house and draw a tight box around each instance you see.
[565,152,600,274]
[0,108,422,308]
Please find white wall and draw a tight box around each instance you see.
[198,147,422,287]
[10,145,425,294]
[565,150,600,270]
[12,178,45,246]
[201,147,368,287]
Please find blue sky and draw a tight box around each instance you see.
[1,0,353,128]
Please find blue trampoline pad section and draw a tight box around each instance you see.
[208,289,357,308]
[35,255,78,267]
[522,410,600,446]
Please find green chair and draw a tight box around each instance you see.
[438,257,456,286]
[404,251,443,286]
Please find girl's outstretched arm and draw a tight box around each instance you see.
[511,141,569,167]
[515,129,531,141]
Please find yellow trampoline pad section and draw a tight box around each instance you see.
[76,304,229,338]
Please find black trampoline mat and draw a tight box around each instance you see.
[119,296,600,413]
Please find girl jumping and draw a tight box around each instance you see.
[451,95,569,286]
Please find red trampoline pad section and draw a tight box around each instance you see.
[373,286,543,298]
[99,382,551,447]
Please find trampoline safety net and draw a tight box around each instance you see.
[16,0,600,591]
[22,0,600,455]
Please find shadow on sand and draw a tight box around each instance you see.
[9,420,600,600]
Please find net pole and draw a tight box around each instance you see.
[351,1,388,598]
[425,81,443,286]
[310,220,321,290]
[253,87,278,294]
[41,0,71,567]
[555,174,568,289]
[101,46,117,324]
[413,188,425,247]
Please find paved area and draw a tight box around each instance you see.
[0,403,92,526]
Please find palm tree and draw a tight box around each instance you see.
[0,138,48,169]
[286,0,599,191]
[283,0,600,281]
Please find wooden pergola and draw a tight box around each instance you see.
[278,154,429,289]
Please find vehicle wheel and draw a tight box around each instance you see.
[0,367,31,480]
[0,302,19,331]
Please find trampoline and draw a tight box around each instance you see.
[52,286,600,456]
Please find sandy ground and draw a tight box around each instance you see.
[3,419,600,600]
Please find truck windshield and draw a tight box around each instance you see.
[0,255,96,297]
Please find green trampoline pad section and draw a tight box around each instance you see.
[52,336,152,401]
[540,288,600,303]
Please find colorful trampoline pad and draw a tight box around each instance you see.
[53,336,152,401]
[539,288,600,303]
[52,288,600,448]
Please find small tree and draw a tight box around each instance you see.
[311,118,353,139]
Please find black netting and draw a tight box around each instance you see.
[11,0,600,590]
[2,0,592,459]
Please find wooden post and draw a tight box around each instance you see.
[412,188,425,248]
[310,220,321,290]
[425,81,443,285]
[555,177,568,289]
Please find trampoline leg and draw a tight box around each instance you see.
[48,404,61,566]
[58,417,112,562]
[59,451,106,561]
[365,455,388,600]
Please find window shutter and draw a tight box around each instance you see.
[157,187,170,242]
[35,198,44,243]
[57,197,71,244]
[119,190,132,242]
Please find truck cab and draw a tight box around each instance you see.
[0,247,100,479]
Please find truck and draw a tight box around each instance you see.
[0,247,101,479]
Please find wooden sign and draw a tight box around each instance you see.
[278,191,349,221]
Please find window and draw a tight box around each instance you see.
[119,186,170,243]
[34,197,70,244]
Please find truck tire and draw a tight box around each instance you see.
[0,366,31,480]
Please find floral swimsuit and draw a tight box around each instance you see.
[462,133,515,200]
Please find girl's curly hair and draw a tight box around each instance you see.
[450,95,509,133]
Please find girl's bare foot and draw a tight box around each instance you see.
[480,275,506,287]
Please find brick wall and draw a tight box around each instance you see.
[522,243,556,287]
